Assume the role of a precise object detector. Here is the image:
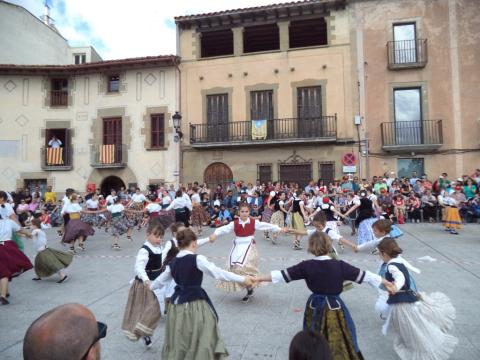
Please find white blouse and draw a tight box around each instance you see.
[150,249,245,294]
[31,229,47,253]
[135,241,163,282]
[64,203,82,214]
[146,203,162,213]
[107,204,124,213]
[0,219,20,242]
[214,218,281,239]
[131,193,147,203]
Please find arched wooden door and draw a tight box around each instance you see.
[203,162,233,190]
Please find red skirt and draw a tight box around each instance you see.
[0,240,33,280]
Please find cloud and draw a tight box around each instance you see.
[10,0,284,60]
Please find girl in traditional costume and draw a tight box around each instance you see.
[122,222,165,348]
[29,219,72,283]
[151,228,253,359]
[62,194,95,253]
[377,238,457,360]
[269,191,288,244]
[289,190,308,250]
[0,214,32,305]
[210,203,283,302]
[255,231,393,360]
[107,197,135,250]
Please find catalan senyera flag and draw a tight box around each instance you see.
[252,119,267,140]
[46,147,64,165]
[100,144,115,164]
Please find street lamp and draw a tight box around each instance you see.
[172,111,183,141]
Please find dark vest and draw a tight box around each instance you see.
[169,254,218,320]
[292,199,302,213]
[322,206,335,221]
[274,199,282,211]
[385,262,418,304]
[141,245,163,281]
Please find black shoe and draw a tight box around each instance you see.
[0,296,9,305]
[242,289,254,303]
[57,275,68,284]
[143,336,152,348]
[32,277,41,281]
[6,293,9,298]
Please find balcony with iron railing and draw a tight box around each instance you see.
[387,39,428,70]
[90,144,127,168]
[381,119,443,152]
[50,90,69,107]
[189,116,337,148]
[41,146,73,171]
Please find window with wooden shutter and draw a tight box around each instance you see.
[250,90,274,139]
[207,94,229,142]
[257,164,272,184]
[319,162,335,184]
[151,114,165,148]
[297,86,322,137]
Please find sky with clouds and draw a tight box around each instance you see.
[9,0,282,60]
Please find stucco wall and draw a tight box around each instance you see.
[0,66,178,192]
[352,0,480,178]
[0,2,70,65]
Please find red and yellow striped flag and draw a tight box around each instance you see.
[46,148,64,165]
[100,144,115,164]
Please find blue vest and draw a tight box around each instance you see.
[137,245,162,281]
[169,254,218,320]
[385,262,418,304]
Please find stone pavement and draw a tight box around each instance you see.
[1,223,480,360]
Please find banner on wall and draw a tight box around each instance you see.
[252,120,267,140]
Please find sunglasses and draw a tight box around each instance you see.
[81,322,107,359]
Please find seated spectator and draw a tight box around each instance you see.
[223,189,237,214]
[407,193,421,223]
[218,204,232,223]
[464,195,480,223]
[23,303,107,360]
[39,208,52,229]
[463,178,477,199]
[247,190,263,209]
[421,189,438,222]
[289,330,332,360]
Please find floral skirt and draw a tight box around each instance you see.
[110,215,132,236]
[261,208,273,223]
[0,241,33,280]
[357,217,377,246]
[270,210,285,227]
[191,206,210,227]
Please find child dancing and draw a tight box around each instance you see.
[210,203,283,302]
[122,221,165,347]
[29,219,72,283]
[255,231,394,360]
[151,228,253,359]
[377,238,458,360]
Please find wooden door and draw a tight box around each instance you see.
[279,164,312,187]
[250,90,274,139]
[207,94,229,142]
[204,162,233,190]
[103,117,122,162]
[297,86,322,137]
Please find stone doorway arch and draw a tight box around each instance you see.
[203,162,233,190]
[86,167,138,196]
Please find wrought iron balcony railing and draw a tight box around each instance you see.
[190,116,337,147]
[381,120,443,151]
[387,39,427,69]
[50,90,69,107]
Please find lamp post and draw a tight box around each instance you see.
[172,111,182,187]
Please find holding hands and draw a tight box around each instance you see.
[208,233,217,243]
[382,279,397,294]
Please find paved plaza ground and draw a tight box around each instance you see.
[1,223,480,359]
